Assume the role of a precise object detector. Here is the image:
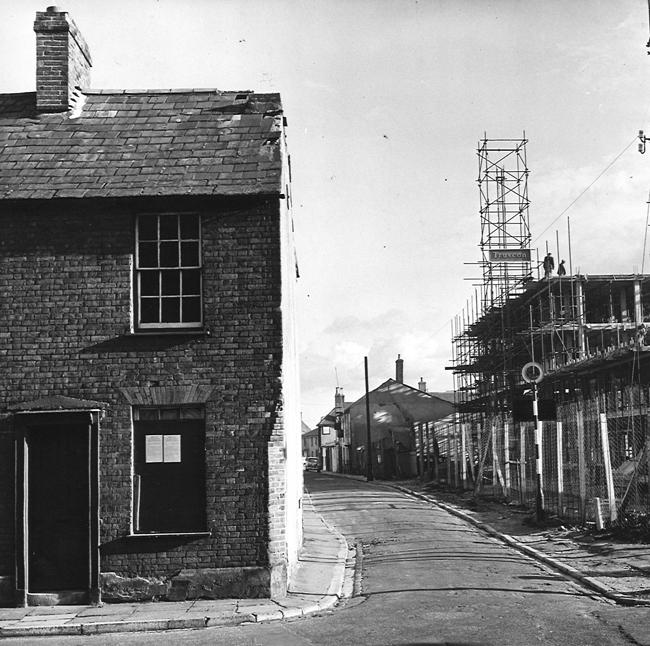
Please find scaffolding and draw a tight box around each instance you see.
[452,136,533,431]
[445,136,650,527]
[477,135,532,311]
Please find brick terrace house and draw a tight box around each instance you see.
[0,7,302,606]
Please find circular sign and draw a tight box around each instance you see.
[522,362,544,384]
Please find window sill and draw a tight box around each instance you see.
[128,531,211,538]
[128,328,210,337]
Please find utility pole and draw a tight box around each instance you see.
[364,356,374,481]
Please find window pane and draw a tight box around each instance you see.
[138,215,158,241]
[140,271,159,297]
[159,215,178,240]
[138,242,158,268]
[160,408,180,420]
[161,297,181,322]
[180,407,205,419]
[160,241,179,267]
[182,297,201,323]
[161,270,180,296]
[140,297,159,323]
[180,216,199,239]
[138,409,159,421]
[182,269,201,295]
[181,241,199,267]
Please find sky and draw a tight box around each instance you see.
[2,0,650,427]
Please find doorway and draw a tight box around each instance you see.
[13,406,100,605]
[27,424,89,591]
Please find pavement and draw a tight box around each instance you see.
[0,491,355,638]
[1,473,648,638]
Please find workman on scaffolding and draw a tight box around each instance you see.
[557,259,566,276]
[543,252,555,278]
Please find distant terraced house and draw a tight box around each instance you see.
[0,7,301,607]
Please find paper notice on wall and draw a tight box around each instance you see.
[164,434,181,462]
[145,435,163,463]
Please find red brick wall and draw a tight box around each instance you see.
[0,197,286,584]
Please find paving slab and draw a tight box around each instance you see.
[0,488,351,637]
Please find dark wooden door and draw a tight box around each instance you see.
[28,424,89,591]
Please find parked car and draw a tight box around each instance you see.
[304,457,321,472]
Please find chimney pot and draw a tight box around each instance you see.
[395,354,404,384]
[334,387,344,413]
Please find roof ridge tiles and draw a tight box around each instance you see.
[82,88,255,96]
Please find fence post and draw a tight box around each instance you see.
[456,424,462,488]
[504,421,511,498]
[599,412,617,523]
[431,423,439,482]
[646,420,650,514]
[475,423,491,495]
[418,423,425,482]
[446,424,452,487]
[536,420,544,505]
[576,407,587,521]
[451,424,457,488]
[519,423,527,504]
[465,424,475,485]
[492,420,498,488]
[455,424,461,488]
[556,421,564,515]
[461,423,468,488]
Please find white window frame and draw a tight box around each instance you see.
[135,213,203,330]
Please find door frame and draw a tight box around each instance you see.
[14,410,100,606]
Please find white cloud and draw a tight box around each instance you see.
[300,309,454,426]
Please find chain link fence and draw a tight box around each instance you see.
[420,385,650,527]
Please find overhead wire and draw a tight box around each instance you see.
[532,136,638,245]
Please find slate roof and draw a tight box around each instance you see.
[348,379,456,426]
[0,89,284,200]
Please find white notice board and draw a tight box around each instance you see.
[145,435,163,463]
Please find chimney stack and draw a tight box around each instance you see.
[418,378,427,392]
[34,6,92,112]
[395,355,404,383]
[334,387,344,413]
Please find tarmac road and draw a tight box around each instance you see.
[15,473,649,646]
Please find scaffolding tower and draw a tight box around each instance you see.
[478,135,532,311]
[451,136,534,421]
[446,136,650,524]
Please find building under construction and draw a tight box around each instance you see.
[446,136,650,527]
